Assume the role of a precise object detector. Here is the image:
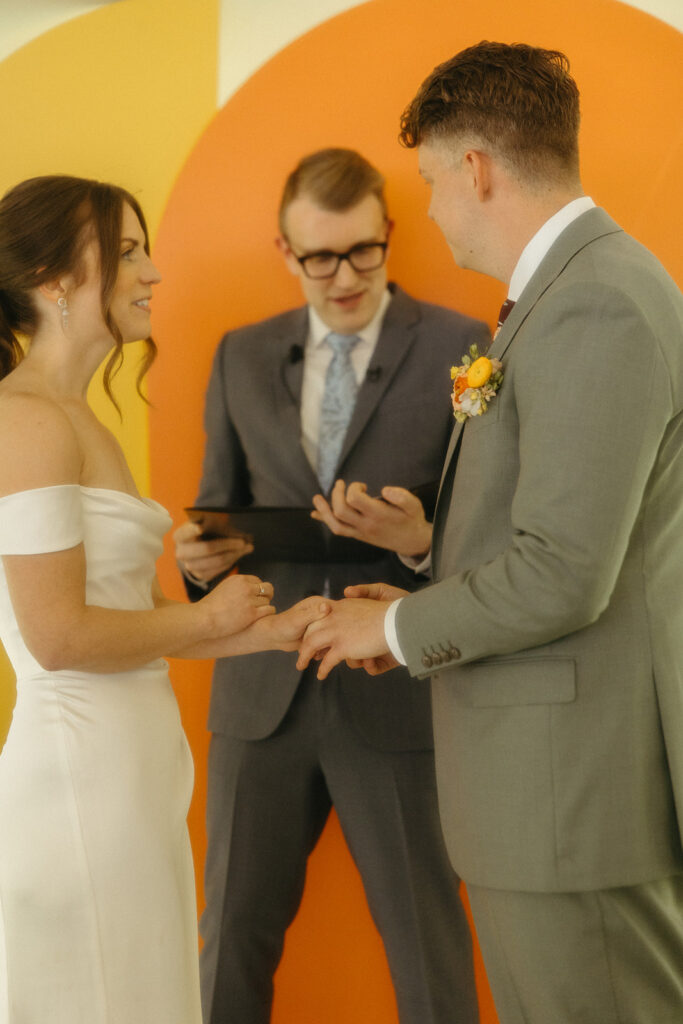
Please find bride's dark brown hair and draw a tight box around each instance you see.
[0,175,157,409]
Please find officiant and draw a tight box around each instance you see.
[173,146,489,1024]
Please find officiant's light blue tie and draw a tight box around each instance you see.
[317,332,361,494]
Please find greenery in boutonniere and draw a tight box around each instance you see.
[450,344,503,422]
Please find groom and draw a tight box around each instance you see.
[299,42,683,1023]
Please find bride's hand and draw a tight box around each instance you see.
[229,595,330,655]
[267,595,331,651]
[199,573,275,638]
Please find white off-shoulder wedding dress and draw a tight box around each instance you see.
[0,485,201,1024]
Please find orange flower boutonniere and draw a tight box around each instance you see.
[450,344,503,423]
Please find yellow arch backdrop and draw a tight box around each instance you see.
[150,3,681,1023]
[0,0,218,730]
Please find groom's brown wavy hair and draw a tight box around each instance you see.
[400,41,581,185]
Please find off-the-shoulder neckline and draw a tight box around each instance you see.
[81,485,168,515]
[0,483,168,516]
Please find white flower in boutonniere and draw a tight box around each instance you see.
[450,344,504,423]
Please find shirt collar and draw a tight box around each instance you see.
[508,196,596,302]
[308,288,392,350]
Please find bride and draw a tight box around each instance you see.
[0,175,326,1023]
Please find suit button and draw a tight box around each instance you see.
[422,654,433,668]
[448,646,461,660]
[431,652,443,665]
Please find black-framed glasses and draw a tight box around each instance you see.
[291,241,389,280]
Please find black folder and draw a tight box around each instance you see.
[185,481,438,565]
[184,506,372,563]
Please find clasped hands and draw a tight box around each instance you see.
[200,577,407,674]
[174,481,431,673]
[295,581,408,679]
[300,480,433,677]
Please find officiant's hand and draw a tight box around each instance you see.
[297,586,403,680]
[312,481,432,558]
[174,520,253,583]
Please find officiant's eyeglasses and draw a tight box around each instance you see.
[291,241,389,279]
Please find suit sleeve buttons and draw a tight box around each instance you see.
[422,645,460,669]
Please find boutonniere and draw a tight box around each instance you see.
[450,344,503,422]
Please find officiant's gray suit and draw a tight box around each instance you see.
[396,208,683,1019]
[194,283,489,1024]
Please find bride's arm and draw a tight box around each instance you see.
[3,545,275,673]
[0,394,274,673]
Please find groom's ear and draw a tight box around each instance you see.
[462,149,493,203]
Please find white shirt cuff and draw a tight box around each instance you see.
[399,550,432,576]
[384,599,407,665]
[180,562,210,591]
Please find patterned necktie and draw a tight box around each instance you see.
[494,298,516,337]
[317,332,361,493]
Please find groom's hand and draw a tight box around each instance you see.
[339,582,407,675]
[297,583,407,680]
[344,582,409,602]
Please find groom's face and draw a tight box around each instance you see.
[418,139,479,272]
[277,193,390,335]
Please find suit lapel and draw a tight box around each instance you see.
[279,308,308,406]
[488,206,624,364]
[430,424,464,570]
[440,417,465,478]
[336,286,420,469]
[432,207,623,572]
[276,309,320,491]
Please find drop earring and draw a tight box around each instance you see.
[57,296,69,332]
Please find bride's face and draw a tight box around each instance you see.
[69,204,161,346]
[109,204,161,344]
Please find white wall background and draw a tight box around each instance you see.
[1,0,680,91]
[0,0,120,60]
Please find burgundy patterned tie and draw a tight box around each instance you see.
[494,298,516,337]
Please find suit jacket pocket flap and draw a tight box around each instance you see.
[462,658,576,707]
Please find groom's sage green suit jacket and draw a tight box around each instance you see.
[396,207,683,893]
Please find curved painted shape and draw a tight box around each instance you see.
[0,1,119,63]
[150,3,682,1023]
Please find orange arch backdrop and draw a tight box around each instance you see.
[150,2,682,1022]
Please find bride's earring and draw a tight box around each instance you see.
[57,296,69,332]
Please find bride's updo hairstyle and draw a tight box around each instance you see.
[0,175,156,406]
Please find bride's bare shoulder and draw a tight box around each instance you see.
[0,387,82,494]
[0,384,74,431]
